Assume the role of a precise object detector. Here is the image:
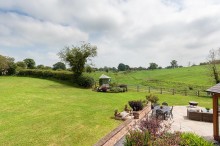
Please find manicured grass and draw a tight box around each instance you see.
[0,76,212,145]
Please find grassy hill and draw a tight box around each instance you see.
[87,65,214,91]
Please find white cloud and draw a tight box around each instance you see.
[0,0,220,67]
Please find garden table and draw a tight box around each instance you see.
[152,106,171,120]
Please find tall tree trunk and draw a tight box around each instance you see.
[213,65,220,84]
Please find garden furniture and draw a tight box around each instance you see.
[153,105,171,120]
[165,106,173,119]
[187,107,213,122]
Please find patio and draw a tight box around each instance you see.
[115,105,217,146]
[170,106,213,141]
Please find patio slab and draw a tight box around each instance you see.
[170,106,214,141]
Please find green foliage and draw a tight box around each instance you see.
[110,87,123,93]
[36,64,45,69]
[85,65,93,73]
[7,62,17,75]
[180,132,214,146]
[146,94,159,104]
[76,75,95,88]
[16,61,27,69]
[148,62,158,70]
[128,100,143,111]
[17,69,73,81]
[118,63,126,71]
[53,62,66,70]
[170,60,178,68]
[124,130,151,146]
[0,54,16,75]
[23,58,36,69]
[58,42,97,78]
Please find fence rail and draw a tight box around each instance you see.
[126,84,210,97]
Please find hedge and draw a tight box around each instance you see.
[17,69,73,81]
[17,69,95,88]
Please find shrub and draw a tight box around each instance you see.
[17,69,73,81]
[153,132,181,146]
[128,100,143,111]
[188,86,193,90]
[180,132,213,146]
[76,75,95,88]
[110,87,123,93]
[146,94,159,104]
[124,130,151,146]
[139,117,163,138]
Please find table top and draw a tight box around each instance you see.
[153,105,171,113]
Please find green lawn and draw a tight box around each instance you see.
[0,76,212,145]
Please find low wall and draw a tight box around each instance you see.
[94,104,151,146]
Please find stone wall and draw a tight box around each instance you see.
[94,104,151,146]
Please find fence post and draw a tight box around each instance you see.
[172,89,175,95]
[137,85,139,92]
[148,87,151,93]
[198,90,200,97]
[160,88,162,94]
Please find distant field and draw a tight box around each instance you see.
[0,76,212,145]
[87,65,214,91]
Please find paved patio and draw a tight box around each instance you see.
[170,106,213,141]
[115,106,218,146]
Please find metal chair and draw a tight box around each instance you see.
[166,106,173,119]
[162,102,168,106]
[151,103,160,116]
[156,109,165,120]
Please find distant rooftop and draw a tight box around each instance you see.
[99,74,111,79]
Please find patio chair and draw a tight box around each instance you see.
[162,102,168,106]
[156,109,165,120]
[151,103,160,116]
[166,106,173,119]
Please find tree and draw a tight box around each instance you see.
[170,60,178,68]
[23,58,36,69]
[16,61,27,69]
[148,63,158,70]
[53,62,66,70]
[125,65,130,70]
[37,64,45,69]
[58,42,97,78]
[85,65,93,73]
[208,49,220,84]
[103,66,109,73]
[118,63,126,71]
[0,54,16,75]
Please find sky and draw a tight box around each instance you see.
[0,0,220,68]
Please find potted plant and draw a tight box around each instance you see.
[206,107,210,112]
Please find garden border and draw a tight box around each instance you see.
[94,104,151,146]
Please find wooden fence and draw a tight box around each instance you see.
[126,84,211,97]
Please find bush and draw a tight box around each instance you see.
[110,87,123,93]
[124,130,151,146]
[153,132,181,146]
[17,69,73,81]
[76,75,95,88]
[180,132,213,146]
[128,100,143,111]
[146,94,159,104]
